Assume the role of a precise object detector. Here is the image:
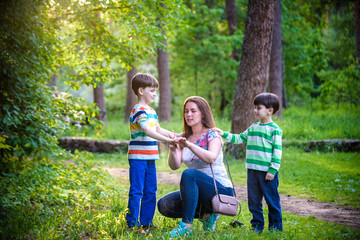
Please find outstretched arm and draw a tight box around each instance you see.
[177,136,222,164]
[143,126,174,143]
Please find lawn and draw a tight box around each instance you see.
[1,104,360,239]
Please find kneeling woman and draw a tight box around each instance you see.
[157,96,234,237]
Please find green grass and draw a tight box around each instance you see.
[2,104,360,239]
[1,153,359,239]
[93,146,360,210]
[67,103,360,141]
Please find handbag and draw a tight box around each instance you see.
[210,148,241,216]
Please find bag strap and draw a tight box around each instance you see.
[206,130,235,197]
[207,131,241,216]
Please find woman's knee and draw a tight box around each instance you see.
[181,168,198,180]
[157,191,181,217]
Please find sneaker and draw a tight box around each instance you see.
[201,213,220,231]
[166,220,192,238]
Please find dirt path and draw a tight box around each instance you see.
[104,167,360,230]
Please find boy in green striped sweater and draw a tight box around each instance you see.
[213,93,282,232]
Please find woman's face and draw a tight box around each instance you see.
[184,101,203,127]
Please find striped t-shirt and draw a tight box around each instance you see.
[128,104,159,161]
[222,122,282,175]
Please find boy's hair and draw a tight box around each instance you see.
[131,73,159,96]
[253,93,280,114]
[182,96,216,138]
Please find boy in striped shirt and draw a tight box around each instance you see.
[213,93,282,232]
[126,73,175,230]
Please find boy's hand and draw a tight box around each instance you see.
[212,127,224,136]
[265,172,274,181]
[176,137,188,149]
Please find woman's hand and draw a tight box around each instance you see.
[176,137,189,149]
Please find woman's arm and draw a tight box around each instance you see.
[168,144,182,170]
[178,136,222,164]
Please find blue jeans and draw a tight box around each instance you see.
[126,160,157,227]
[247,169,282,231]
[157,168,234,224]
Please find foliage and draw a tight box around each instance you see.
[53,0,186,88]
[318,59,360,106]
[0,152,127,239]
[0,0,98,165]
[168,0,246,119]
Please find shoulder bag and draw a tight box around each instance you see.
[210,148,241,216]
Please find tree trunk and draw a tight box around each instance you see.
[355,0,360,65]
[157,4,171,122]
[231,0,275,134]
[268,0,283,118]
[49,73,57,87]
[94,83,107,125]
[157,43,171,122]
[125,65,137,122]
[225,0,239,61]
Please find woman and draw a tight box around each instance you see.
[157,96,234,237]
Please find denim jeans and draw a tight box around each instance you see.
[247,169,282,231]
[157,168,234,224]
[126,160,157,227]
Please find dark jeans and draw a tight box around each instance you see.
[247,169,282,231]
[157,168,234,224]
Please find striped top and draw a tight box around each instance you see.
[222,122,282,175]
[128,104,160,161]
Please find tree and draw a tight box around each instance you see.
[0,0,96,164]
[157,44,172,122]
[268,0,283,118]
[125,65,137,122]
[355,0,360,65]
[94,83,107,124]
[231,0,275,134]
[225,0,239,61]
[157,3,172,122]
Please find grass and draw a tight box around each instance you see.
[93,145,360,210]
[1,152,359,239]
[2,103,360,239]
[66,103,360,141]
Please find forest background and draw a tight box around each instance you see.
[1,0,360,239]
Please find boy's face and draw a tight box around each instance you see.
[139,86,157,104]
[253,104,272,121]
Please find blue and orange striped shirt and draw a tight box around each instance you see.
[128,104,160,161]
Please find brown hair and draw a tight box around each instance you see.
[253,93,280,114]
[182,96,216,138]
[131,73,159,96]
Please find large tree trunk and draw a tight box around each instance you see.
[94,83,107,125]
[157,3,171,122]
[157,43,171,122]
[231,0,275,134]
[355,0,360,65]
[268,0,283,118]
[125,65,137,122]
[225,0,239,61]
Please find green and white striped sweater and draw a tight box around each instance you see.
[222,122,282,175]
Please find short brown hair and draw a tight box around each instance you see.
[131,73,159,96]
[182,96,216,138]
[253,93,280,114]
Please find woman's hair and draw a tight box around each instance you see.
[253,93,280,114]
[131,73,159,96]
[182,96,216,138]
